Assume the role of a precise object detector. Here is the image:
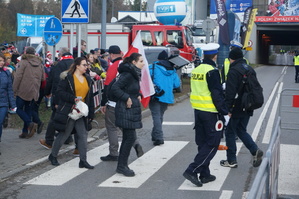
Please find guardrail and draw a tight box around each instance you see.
[247,116,281,199]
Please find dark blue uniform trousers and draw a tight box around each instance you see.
[186,109,223,178]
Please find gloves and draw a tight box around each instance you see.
[224,115,230,126]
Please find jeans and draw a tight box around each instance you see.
[225,115,258,162]
[32,89,44,125]
[16,96,33,133]
[0,106,8,138]
[149,99,168,141]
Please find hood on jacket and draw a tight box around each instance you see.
[21,54,43,67]
[60,70,69,80]
[118,62,140,80]
[155,61,176,76]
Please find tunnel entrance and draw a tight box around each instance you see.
[256,24,299,65]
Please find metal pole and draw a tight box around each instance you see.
[78,24,81,57]
[101,0,107,49]
[139,0,142,21]
[70,24,74,55]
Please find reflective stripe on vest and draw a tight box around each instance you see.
[190,64,217,112]
[294,56,299,65]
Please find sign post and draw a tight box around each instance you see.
[202,18,217,43]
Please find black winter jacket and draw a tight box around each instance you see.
[225,58,254,118]
[53,71,95,131]
[111,62,142,129]
[44,53,74,106]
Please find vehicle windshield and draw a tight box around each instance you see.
[185,28,194,46]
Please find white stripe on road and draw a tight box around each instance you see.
[99,141,188,188]
[252,82,279,141]
[24,143,109,186]
[278,144,299,195]
[26,137,96,166]
[178,143,242,191]
[219,190,233,199]
[163,121,194,125]
[262,82,283,143]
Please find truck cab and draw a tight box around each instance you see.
[131,25,196,63]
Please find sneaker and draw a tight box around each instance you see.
[200,175,216,184]
[26,122,37,138]
[253,149,263,167]
[37,122,44,134]
[39,139,52,149]
[19,132,28,139]
[100,154,118,161]
[183,171,203,187]
[220,160,238,168]
[153,140,164,146]
[73,148,79,157]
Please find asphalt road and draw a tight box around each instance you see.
[0,65,298,199]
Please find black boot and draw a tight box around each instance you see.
[79,160,94,169]
[134,144,144,158]
[116,166,135,177]
[48,154,60,166]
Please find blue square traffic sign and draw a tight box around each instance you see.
[61,0,89,23]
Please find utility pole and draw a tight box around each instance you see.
[101,0,107,49]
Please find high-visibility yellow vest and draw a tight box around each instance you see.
[223,58,230,81]
[294,55,299,65]
[190,64,217,112]
[223,57,249,81]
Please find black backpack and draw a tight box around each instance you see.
[106,75,120,102]
[235,64,264,111]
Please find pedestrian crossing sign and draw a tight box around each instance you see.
[61,0,89,23]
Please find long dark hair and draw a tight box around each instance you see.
[68,57,86,75]
[123,53,142,65]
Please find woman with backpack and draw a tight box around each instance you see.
[110,53,144,177]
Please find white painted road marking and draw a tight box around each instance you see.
[219,190,233,199]
[278,144,299,195]
[262,82,283,144]
[24,143,110,186]
[99,141,188,188]
[178,142,242,191]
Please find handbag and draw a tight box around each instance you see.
[68,101,89,120]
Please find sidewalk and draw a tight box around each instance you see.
[0,94,189,181]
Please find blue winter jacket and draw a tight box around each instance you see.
[0,68,16,108]
[149,60,181,104]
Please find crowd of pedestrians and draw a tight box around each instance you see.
[1,40,264,185]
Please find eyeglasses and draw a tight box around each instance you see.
[82,64,88,67]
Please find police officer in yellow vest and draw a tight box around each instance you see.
[183,43,229,187]
[294,51,299,83]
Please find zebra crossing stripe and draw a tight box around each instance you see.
[24,143,110,186]
[99,141,189,188]
[178,143,242,191]
[278,144,299,195]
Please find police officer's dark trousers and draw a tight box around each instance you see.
[186,109,222,178]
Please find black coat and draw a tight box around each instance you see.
[225,58,254,118]
[53,71,95,131]
[111,62,142,129]
[44,54,74,105]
